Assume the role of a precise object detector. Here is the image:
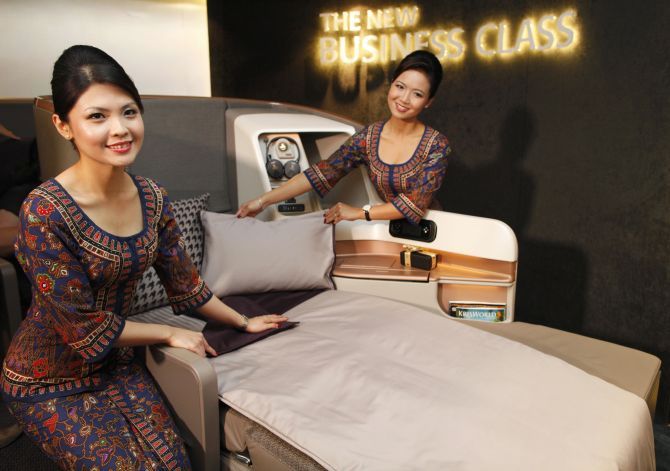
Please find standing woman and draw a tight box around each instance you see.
[237,50,451,225]
[1,45,286,470]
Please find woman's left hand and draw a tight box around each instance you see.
[246,314,289,333]
[324,202,362,224]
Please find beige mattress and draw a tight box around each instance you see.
[133,294,660,471]
[218,321,661,471]
[210,291,656,470]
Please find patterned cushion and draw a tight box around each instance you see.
[128,193,210,315]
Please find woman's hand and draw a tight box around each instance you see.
[236,197,265,218]
[166,327,217,357]
[324,202,363,224]
[245,314,289,333]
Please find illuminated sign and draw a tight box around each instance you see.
[317,6,579,65]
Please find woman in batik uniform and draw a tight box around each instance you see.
[237,50,451,225]
[1,45,287,470]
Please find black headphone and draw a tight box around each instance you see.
[265,136,301,180]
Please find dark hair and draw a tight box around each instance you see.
[51,45,143,121]
[391,50,443,98]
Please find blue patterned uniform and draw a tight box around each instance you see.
[2,175,212,470]
[304,121,451,224]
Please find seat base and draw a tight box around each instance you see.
[459,320,661,416]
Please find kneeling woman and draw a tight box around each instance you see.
[237,50,451,225]
[1,45,286,470]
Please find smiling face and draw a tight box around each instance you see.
[53,83,144,168]
[387,69,434,122]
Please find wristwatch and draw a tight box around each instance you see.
[362,204,372,221]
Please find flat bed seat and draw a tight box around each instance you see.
[460,320,661,415]
[136,304,661,470]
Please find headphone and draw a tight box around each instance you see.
[265,136,301,180]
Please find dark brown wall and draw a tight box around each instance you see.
[209,0,670,420]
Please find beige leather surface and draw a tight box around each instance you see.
[144,346,220,471]
[458,320,661,415]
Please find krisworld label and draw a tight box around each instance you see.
[448,304,506,322]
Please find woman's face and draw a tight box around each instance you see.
[53,83,144,168]
[387,69,433,121]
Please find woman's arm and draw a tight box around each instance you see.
[195,296,288,333]
[115,320,217,357]
[237,129,371,218]
[323,201,403,224]
[236,173,312,218]
[238,176,405,224]
[115,298,288,360]
[15,194,215,358]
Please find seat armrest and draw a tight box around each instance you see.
[0,256,22,354]
[144,345,220,471]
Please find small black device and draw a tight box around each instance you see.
[265,136,301,180]
[389,218,437,243]
[278,203,305,213]
[399,247,438,270]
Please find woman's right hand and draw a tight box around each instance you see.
[236,197,265,218]
[166,327,217,357]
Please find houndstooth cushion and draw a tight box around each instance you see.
[128,193,210,315]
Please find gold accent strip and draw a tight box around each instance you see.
[335,240,516,284]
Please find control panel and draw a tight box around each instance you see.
[231,111,356,222]
[259,133,315,216]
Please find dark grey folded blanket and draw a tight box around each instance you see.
[201,290,324,356]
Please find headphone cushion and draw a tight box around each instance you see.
[266,159,285,179]
[284,160,301,179]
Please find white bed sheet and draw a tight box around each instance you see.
[210,290,654,471]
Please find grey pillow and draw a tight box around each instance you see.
[201,211,335,297]
[129,193,210,315]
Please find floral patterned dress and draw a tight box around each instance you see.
[304,121,451,224]
[1,175,212,470]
